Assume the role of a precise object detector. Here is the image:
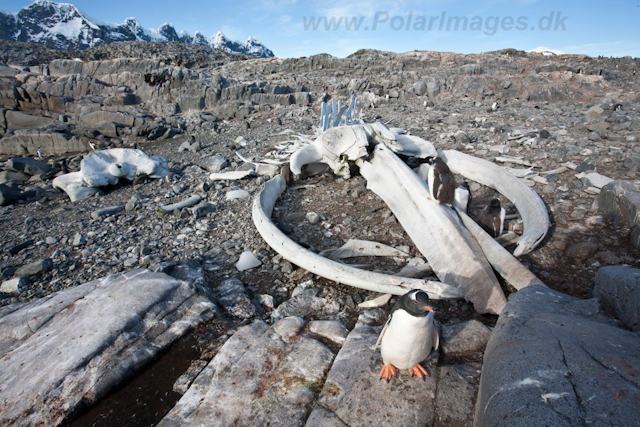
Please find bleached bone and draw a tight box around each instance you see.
[494,156,537,167]
[159,195,202,213]
[290,122,427,178]
[540,166,568,175]
[322,239,410,260]
[357,144,507,315]
[252,175,464,300]
[454,207,546,290]
[531,175,548,184]
[439,150,550,257]
[291,125,369,178]
[209,170,254,181]
[358,293,393,308]
[502,166,535,178]
[393,134,437,158]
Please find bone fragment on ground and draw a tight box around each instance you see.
[357,144,507,315]
[159,195,202,213]
[209,170,254,181]
[494,156,537,166]
[323,239,410,260]
[357,293,393,308]
[252,176,464,300]
[439,150,550,257]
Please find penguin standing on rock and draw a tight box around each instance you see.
[477,198,506,238]
[376,289,439,381]
[454,181,472,214]
[427,157,455,205]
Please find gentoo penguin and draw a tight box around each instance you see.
[37,146,44,159]
[376,289,439,381]
[477,198,506,238]
[427,157,455,205]
[453,181,472,214]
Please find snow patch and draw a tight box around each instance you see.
[528,46,565,56]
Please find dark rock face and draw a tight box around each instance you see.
[0,0,274,57]
[475,285,640,427]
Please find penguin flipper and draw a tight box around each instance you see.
[432,321,440,351]
[374,313,393,350]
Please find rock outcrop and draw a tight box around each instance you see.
[474,285,640,427]
[0,269,216,427]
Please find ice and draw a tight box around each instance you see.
[235,252,261,272]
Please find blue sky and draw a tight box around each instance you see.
[4,0,640,58]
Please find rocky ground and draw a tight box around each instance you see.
[0,42,639,426]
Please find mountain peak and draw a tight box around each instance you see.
[1,0,274,57]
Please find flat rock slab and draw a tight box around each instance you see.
[0,269,216,427]
[159,316,336,427]
[307,309,439,427]
[474,285,640,427]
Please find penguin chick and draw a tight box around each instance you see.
[376,289,439,381]
[453,181,471,214]
[477,198,506,238]
[427,157,455,205]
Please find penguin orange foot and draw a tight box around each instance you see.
[408,364,429,378]
[379,363,397,380]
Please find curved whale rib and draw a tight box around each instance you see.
[252,175,464,300]
[439,150,550,256]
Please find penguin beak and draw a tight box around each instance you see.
[424,306,434,313]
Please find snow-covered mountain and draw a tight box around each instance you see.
[527,46,565,56]
[0,0,274,57]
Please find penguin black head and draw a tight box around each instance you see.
[461,181,470,191]
[394,289,434,317]
[489,198,501,210]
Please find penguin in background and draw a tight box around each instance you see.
[427,157,455,205]
[376,289,439,381]
[477,198,506,238]
[454,181,472,214]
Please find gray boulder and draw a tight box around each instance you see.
[0,170,30,183]
[474,285,640,427]
[596,180,640,250]
[203,155,229,172]
[594,265,640,332]
[427,81,440,98]
[0,269,216,427]
[0,184,23,205]
[6,157,52,176]
[159,316,336,427]
[14,258,53,277]
[93,120,121,138]
[413,81,427,96]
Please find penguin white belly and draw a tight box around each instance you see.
[380,311,435,370]
[453,188,469,212]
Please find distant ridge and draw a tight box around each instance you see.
[0,0,274,57]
